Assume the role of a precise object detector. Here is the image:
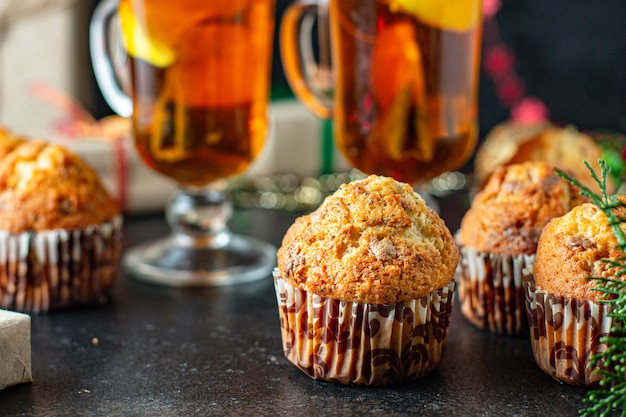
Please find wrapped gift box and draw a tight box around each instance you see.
[0,309,32,390]
[251,100,350,178]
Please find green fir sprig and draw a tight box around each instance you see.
[556,159,626,417]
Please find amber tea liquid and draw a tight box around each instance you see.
[121,0,275,186]
[330,0,482,184]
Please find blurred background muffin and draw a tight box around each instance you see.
[456,161,588,335]
[474,122,610,193]
[525,200,626,386]
[0,140,122,314]
[274,175,459,385]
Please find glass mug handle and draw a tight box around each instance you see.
[280,0,333,119]
[89,0,133,117]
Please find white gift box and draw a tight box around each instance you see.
[251,100,351,178]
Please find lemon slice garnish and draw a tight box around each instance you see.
[118,2,176,67]
[386,0,481,32]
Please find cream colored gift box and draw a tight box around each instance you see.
[0,309,32,390]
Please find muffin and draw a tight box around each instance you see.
[0,140,122,314]
[456,161,588,335]
[474,122,609,194]
[0,126,26,160]
[525,200,626,386]
[274,175,459,385]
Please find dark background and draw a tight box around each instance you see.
[88,0,626,142]
[486,0,626,136]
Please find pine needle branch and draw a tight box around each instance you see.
[556,160,626,417]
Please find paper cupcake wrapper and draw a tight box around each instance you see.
[456,245,534,335]
[523,273,613,387]
[273,269,456,386]
[0,216,123,314]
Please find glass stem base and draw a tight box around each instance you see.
[124,183,276,286]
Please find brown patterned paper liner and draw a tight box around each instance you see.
[0,216,123,314]
[456,245,534,336]
[273,269,456,386]
[523,272,613,387]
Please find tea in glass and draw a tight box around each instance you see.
[281,0,482,185]
[90,0,277,286]
[120,0,275,186]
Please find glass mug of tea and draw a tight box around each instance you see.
[90,0,277,286]
[281,0,483,202]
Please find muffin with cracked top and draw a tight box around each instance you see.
[274,174,459,385]
[456,161,587,335]
[0,140,122,314]
[525,199,626,386]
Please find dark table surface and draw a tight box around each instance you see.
[0,192,588,417]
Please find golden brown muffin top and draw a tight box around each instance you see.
[277,175,459,304]
[474,122,608,194]
[0,140,119,232]
[458,161,588,254]
[0,126,26,160]
[534,200,626,301]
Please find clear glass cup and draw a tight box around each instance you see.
[90,0,277,286]
[281,0,483,207]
